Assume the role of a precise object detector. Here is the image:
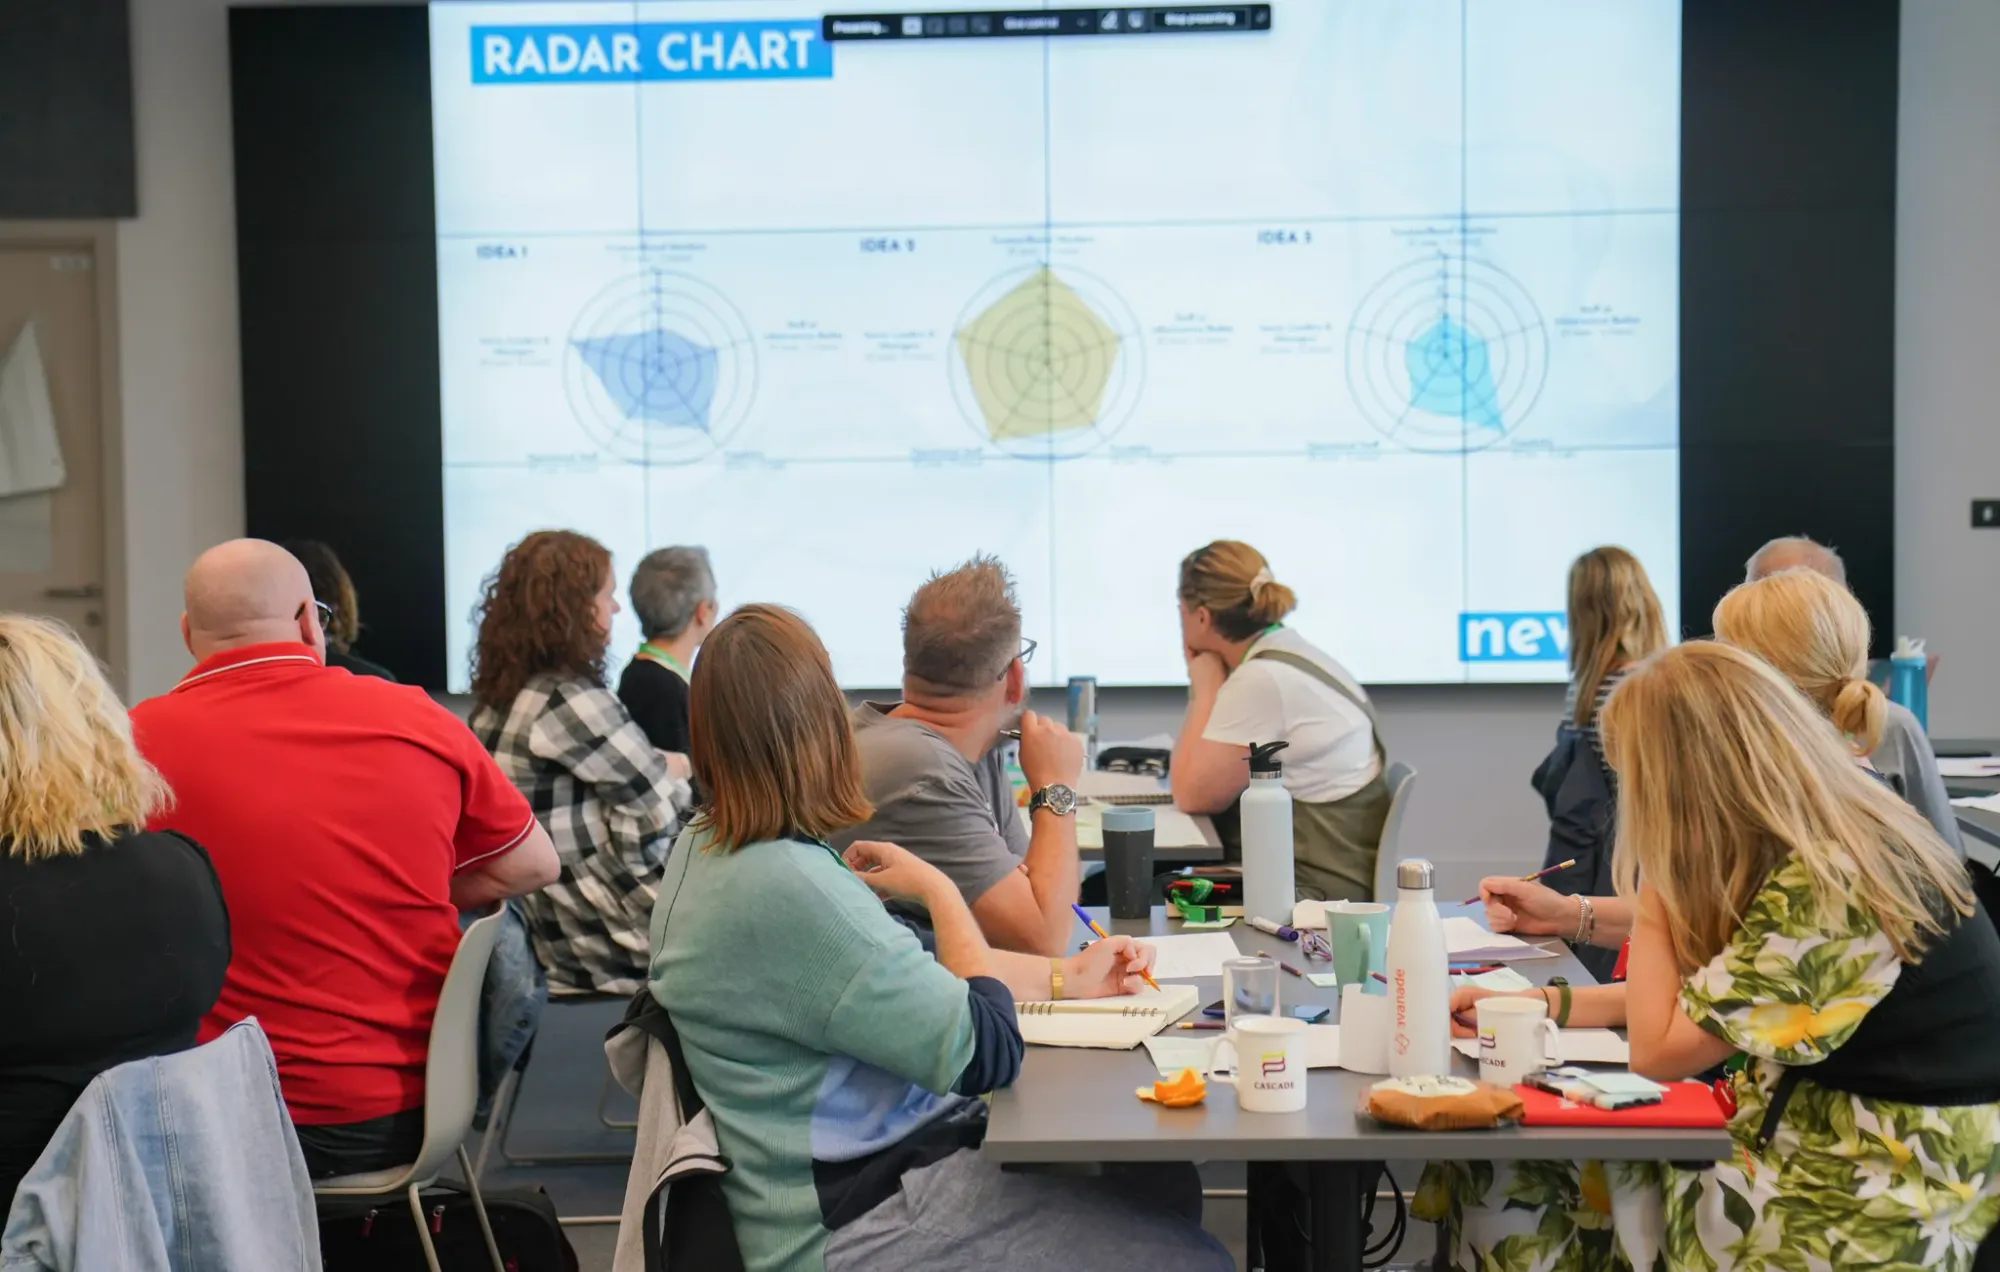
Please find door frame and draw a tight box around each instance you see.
[0,222,128,695]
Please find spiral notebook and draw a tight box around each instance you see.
[1014,983,1201,1050]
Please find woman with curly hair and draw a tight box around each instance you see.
[469,530,693,995]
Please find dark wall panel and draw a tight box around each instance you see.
[232,6,444,686]
[1678,0,1898,652]
[0,0,135,217]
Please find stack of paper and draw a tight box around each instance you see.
[1442,917,1561,962]
[1017,983,1200,1050]
[1937,757,2000,779]
[1951,792,2000,814]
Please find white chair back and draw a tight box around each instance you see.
[1371,761,1418,902]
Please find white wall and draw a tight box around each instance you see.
[1897,0,2000,741]
[111,0,1996,892]
[117,0,245,697]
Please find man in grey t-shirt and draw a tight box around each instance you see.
[831,556,1084,956]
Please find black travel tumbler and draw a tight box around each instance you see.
[1102,806,1156,920]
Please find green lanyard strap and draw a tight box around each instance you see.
[638,642,690,680]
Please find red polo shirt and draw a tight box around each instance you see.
[130,642,537,1124]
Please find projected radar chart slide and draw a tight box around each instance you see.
[563,270,759,465]
[1346,253,1550,453]
[949,265,1145,458]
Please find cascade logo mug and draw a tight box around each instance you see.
[1210,1015,1309,1113]
[1475,995,1560,1084]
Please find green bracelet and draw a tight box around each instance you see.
[1547,977,1573,1028]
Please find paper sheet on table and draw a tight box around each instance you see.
[0,321,65,498]
[1442,916,1561,961]
[1938,757,2000,778]
[1144,1025,1342,1076]
[1077,770,1174,803]
[1453,1029,1629,1065]
[1951,793,2000,813]
[1142,932,1245,980]
[1142,1034,1219,1076]
[1455,968,1536,992]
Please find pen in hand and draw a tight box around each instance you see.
[1462,858,1577,906]
[1070,902,1161,991]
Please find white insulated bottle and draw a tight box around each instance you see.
[1240,741,1295,925]
[1385,857,1452,1078]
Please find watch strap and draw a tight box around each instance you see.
[1049,958,1065,1001]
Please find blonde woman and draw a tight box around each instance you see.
[1170,540,1387,902]
[0,616,230,1206]
[1484,547,1669,969]
[1715,566,1963,851]
[1424,642,2000,1271]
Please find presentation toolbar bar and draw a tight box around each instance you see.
[823,7,1272,42]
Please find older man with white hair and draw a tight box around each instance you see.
[1745,535,1962,855]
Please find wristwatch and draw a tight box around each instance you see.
[1027,783,1078,818]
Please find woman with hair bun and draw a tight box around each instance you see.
[1713,567,1960,849]
[1170,540,1388,902]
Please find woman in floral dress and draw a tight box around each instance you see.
[1418,642,2000,1271]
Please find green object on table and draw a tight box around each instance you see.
[1182,916,1237,930]
[1306,972,1340,988]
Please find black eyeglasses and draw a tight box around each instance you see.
[296,600,335,630]
[998,637,1038,680]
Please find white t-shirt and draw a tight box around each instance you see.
[1202,627,1381,803]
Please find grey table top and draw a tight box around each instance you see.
[984,905,1734,1165]
[1957,805,2000,852]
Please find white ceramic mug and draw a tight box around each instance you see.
[1475,995,1560,1084]
[1210,1015,1310,1113]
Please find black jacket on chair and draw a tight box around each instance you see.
[1528,725,1621,984]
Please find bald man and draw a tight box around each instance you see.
[1743,535,1963,856]
[131,539,560,1178]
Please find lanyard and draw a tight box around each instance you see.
[638,642,690,680]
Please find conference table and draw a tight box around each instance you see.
[984,905,1733,1272]
[1934,738,2000,855]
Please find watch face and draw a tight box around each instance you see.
[1039,784,1078,816]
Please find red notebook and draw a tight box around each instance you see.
[1515,1080,1729,1128]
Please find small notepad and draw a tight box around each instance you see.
[1015,983,1201,1050]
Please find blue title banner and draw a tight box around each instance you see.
[1459,612,1569,662]
[472,22,831,83]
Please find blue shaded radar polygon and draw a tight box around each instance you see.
[1404,314,1503,432]
[572,329,719,431]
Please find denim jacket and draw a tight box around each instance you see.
[1,1019,321,1271]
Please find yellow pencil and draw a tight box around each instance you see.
[1071,903,1161,991]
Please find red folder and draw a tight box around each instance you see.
[1515,1080,1728,1128]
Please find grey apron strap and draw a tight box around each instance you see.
[1244,647,1387,765]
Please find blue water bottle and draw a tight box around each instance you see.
[1889,637,1928,733]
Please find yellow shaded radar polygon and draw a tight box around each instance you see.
[953,266,1122,440]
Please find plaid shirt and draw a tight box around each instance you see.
[472,673,691,995]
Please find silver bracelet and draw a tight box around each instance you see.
[1574,895,1596,946]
